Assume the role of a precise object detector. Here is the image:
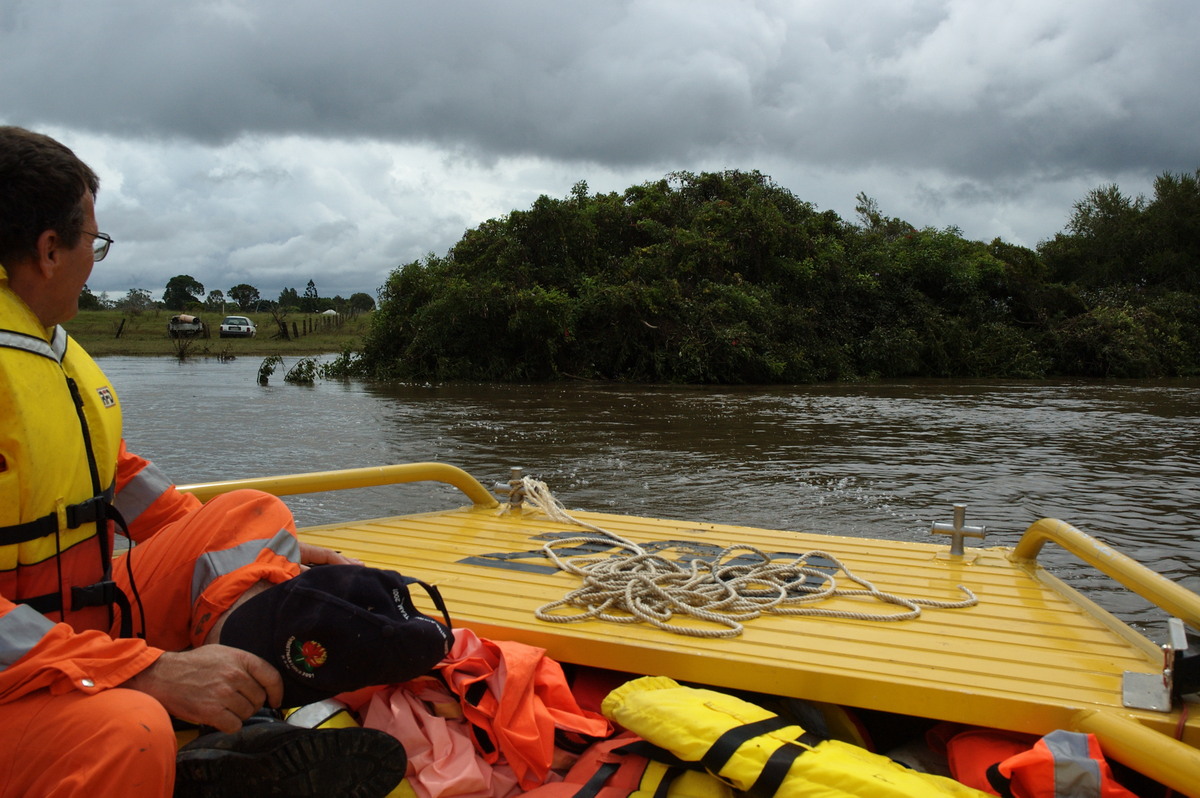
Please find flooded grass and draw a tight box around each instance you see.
[65,309,370,356]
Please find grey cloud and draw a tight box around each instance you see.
[3,0,1198,301]
[6,0,1196,177]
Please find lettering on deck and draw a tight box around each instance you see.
[457,531,836,576]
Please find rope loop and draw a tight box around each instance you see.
[516,477,978,637]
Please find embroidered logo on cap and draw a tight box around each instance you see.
[288,637,328,676]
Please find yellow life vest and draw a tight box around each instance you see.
[0,266,123,632]
[601,676,991,798]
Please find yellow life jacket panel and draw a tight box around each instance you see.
[0,270,125,635]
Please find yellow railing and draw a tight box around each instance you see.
[177,462,500,509]
[1011,518,1200,631]
[1071,710,1200,798]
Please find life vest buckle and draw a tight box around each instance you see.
[72,579,119,609]
[65,495,108,529]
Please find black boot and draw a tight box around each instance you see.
[174,720,406,798]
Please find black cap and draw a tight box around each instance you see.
[220,565,453,707]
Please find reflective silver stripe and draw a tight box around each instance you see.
[0,604,57,670]
[113,460,174,523]
[286,698,349,728]
[0,329,58,362]
[49,325,68,360]
[1042,730,1102,795]
[190,529,300,606]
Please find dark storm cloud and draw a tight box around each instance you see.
[8,0,1194,176]
[1,0,1197,299]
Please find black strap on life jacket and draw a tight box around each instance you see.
[68,373,135,637]
[0,486,133,637]
[0,488,115,546]
[570,749,687,798]
[574,761,622,798]
[5,491,135,639]
[700,715,824,798]
[986,763,1018,798]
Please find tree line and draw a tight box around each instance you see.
[340,168,1199,383]
[81,277,376,316]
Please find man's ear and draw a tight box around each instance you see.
[30,229,61,279]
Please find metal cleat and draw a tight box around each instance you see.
[493,466,526,509]
[931,504,987,557]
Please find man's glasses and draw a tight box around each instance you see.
[81,230,114,261]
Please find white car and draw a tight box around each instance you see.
[219,315,257,338]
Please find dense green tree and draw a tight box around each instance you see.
[163,275,204,310]
[353,169,1199,383]
[228,283,261,310]
[78,284,101,311]
[204,289,226,309]
[349,292,375,312]
[1141,169,1200,292]
[278,287,300,309]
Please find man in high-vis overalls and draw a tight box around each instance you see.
[0,126,404,797]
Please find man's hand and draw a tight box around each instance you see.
[124,645,284,733]
[298,542,363,568]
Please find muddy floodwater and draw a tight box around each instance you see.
[100,356,1200,636]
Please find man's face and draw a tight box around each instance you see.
[44,191,98,326]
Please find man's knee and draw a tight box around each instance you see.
[0,688,175,797]
[69,689,176,793]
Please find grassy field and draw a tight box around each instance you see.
[65,310,370,357]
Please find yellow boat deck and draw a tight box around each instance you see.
[182,464,1200,795]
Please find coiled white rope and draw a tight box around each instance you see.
[512,477,978,638]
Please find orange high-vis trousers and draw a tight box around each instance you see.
[0,489,301,798]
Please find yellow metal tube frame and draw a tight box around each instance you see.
[1072,710,1200,798]
[1011,518,1200,631]
[1014,519,1200,797]
[177,462,500,509]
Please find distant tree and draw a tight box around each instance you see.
[1141,169,1200,292]
[349,292,375,312]
[300,280,319,313]
[1040,169,1200,293]
[116,288,153,315]
[228,283,261,310]
[278,287,300,309]
[205,289,226,310]
[163,275,205,310]
[78,284,101,311]
[855,192,915,239]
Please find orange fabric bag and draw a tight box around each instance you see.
[436,629,612,790]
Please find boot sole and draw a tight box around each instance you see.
[175,726,406,798]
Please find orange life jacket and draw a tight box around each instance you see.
[944,727,1137,798]
[990,731,1137,798]
[520,732,734,798]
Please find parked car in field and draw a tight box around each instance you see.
[167,314,205,338]
[219,315,257,338]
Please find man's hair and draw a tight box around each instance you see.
[0,126,100,266]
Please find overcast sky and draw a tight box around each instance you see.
[3,0,1197,303]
